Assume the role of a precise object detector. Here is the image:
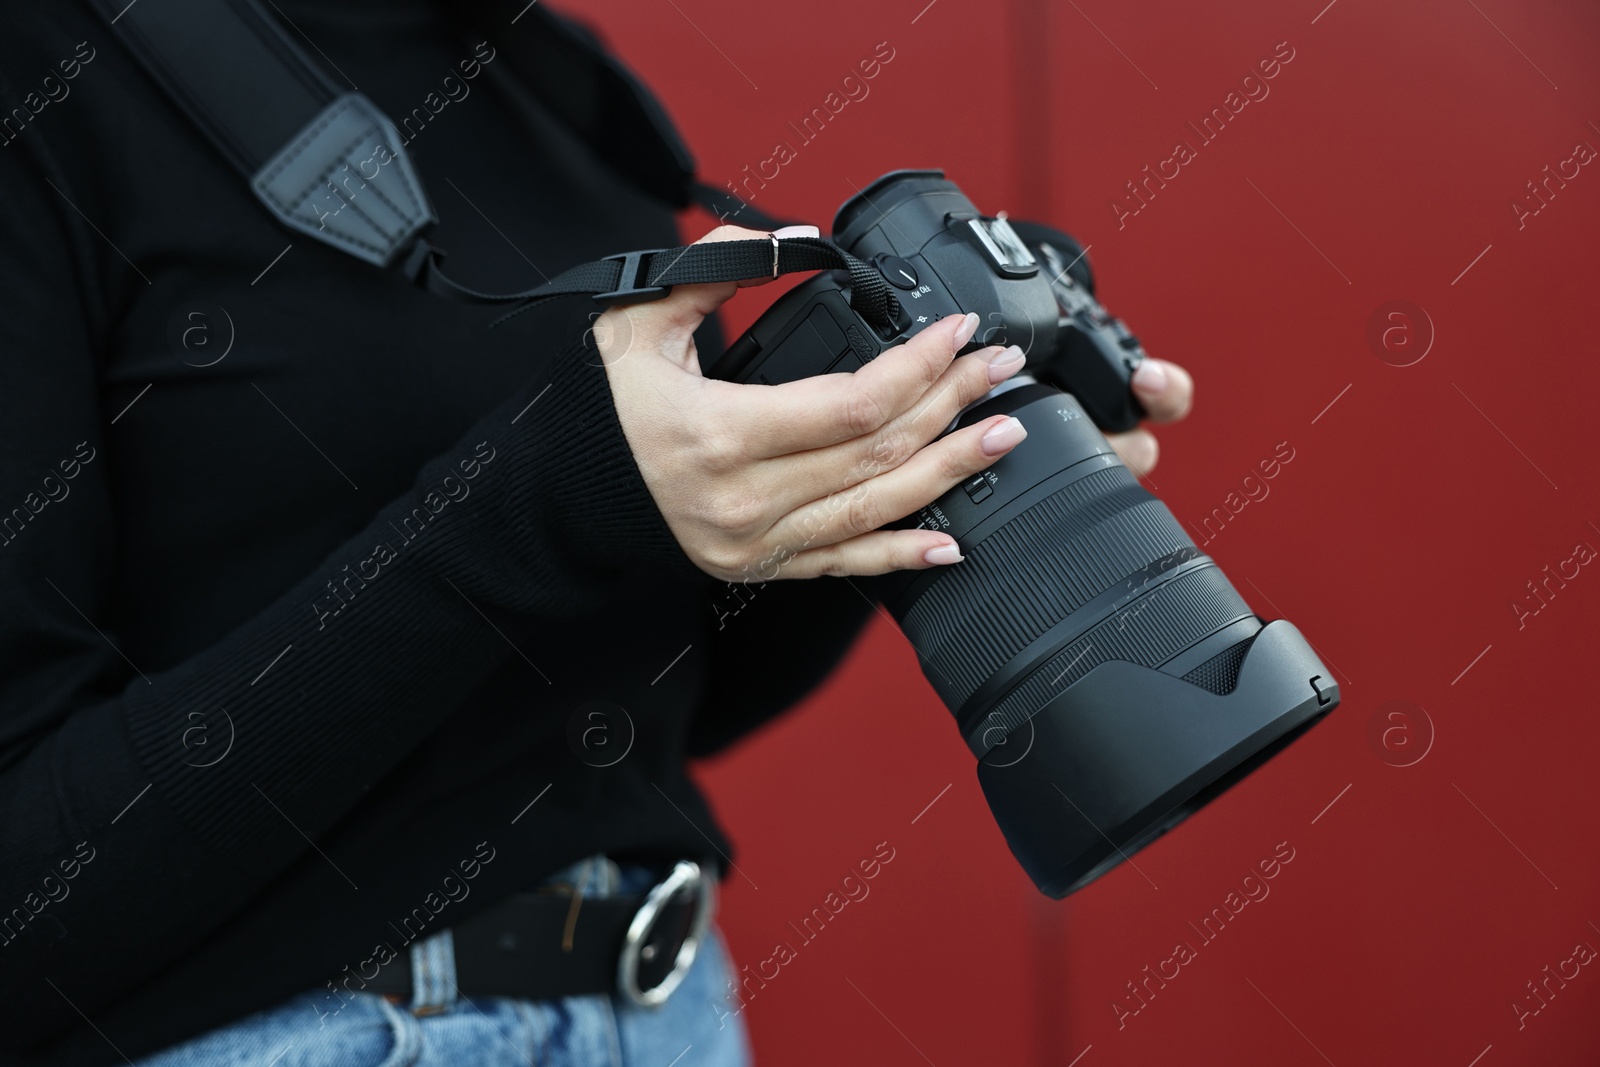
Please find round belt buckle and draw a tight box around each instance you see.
[617,860,714,1008]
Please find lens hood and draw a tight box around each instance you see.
[977,620,1337,897]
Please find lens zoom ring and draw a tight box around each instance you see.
[900,466,1192,710]
[963,567,1252,751]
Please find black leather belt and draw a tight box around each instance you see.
[361,860,714,1008]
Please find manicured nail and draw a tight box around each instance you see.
[924,542,964,565]
[1132,359,1168,395]
[986,344,1026,384]
[772,224,820,239]
[952,312,980,349]
[981,416,1027,455]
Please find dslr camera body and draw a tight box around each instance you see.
[704,171,1338,897]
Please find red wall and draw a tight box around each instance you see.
[576,1,1600,1062]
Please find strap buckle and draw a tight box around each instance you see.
[594,249,671,307]
[401,238,439,287]
[616,860,714,1007]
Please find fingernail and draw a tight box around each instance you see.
[772,224,820,240]
[1132,359,1168,395]
[986,344,1026,384]
[952,312,980,349]
[981,415,1027,455]
[924,542,964,565]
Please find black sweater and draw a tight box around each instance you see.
[0,1,873,1061]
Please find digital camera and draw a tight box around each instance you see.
[703,170,1339,897]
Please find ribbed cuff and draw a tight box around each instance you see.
[512,335,704,584]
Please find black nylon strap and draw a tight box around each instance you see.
[411,237,901,331]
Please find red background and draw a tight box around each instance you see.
[577,0,1600,1063]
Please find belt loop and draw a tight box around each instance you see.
[560,861,591,953]
[408,927,459,1015]
[593,854,622,896]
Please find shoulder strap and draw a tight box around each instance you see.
[87,0,808,305]
[86,0,436,268]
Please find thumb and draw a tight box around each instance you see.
[600,223,819,375]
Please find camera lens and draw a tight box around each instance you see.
[875,379,1335,897]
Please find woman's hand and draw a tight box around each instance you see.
[593,224,1193,583]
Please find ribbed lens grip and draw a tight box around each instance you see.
[894,466,1195,712]
[964,566,1252,753]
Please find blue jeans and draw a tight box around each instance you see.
[129,857,751,1067]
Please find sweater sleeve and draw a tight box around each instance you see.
[0,116,702,1050]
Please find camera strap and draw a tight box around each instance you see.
[83,0,826,311]
[87,0,434,269]
[421,235,901,331]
